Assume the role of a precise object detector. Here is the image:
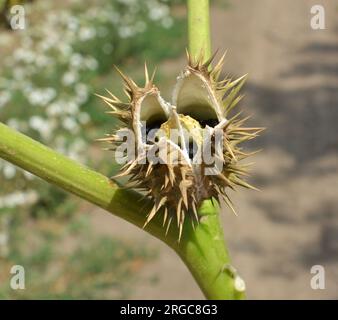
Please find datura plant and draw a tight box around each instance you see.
[0,0,262,300]
[98,52,262,240]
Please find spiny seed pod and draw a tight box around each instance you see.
[98,52,263,240]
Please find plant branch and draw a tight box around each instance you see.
[185,0,246,299]
[187,0,211,60]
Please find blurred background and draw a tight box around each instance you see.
[0,0,337,299]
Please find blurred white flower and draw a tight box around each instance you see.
[45,88,57,101]
[13,48,35,63]
[27,88,56,106]
[0,190,38,208]
[0,214,9,258]
[12,68,26,81]
[162,17,173,29]
[29,116,53,139]
[79,26,96,41]
[118,26,134,38]
[79,112,90,124]
[27,90,43,106]
[0,91,11,108]
[67,16,79,31]
[85,57,98,71]
[75,83,89,104]
[62,71,78,86]
[47,101,62,116]
[70,53,84,68]
[149,5,169,21]
[66,101,79,115]
[63,117,79,132]
[7,119,20,130]
[3,163,16,179]
[59,43,73,57]
[35,55,51,68]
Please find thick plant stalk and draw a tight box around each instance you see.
[184,0,246,299]
[188,0,211,60]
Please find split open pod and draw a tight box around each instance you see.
[98,53,263,240]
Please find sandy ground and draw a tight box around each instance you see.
[89,0,338,299]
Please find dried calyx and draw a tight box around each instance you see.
[98,52,263,240]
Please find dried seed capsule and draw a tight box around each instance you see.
[98,53,262,240]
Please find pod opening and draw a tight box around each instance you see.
[174,73,220,127]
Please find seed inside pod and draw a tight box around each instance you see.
[198,119,219,128]
[145,118,166,143]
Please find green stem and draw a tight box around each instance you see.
[187,0,211,61]
[185,0,246,299]
[0,122,244,299]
